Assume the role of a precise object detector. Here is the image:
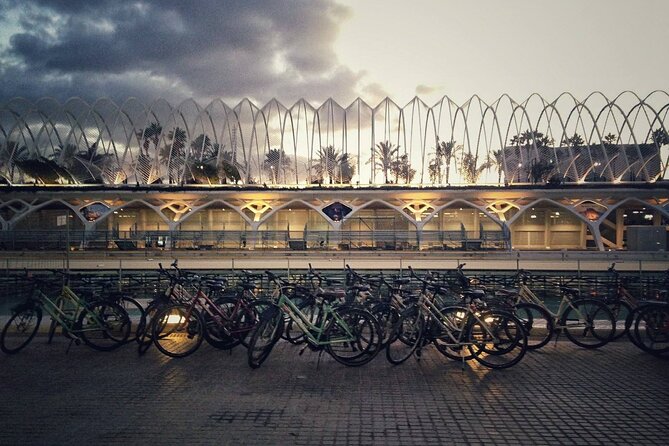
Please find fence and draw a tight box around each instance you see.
[0,229,509,251]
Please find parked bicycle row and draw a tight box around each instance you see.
[2,262,668,366]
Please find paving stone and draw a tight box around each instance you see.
[0,338,667,445]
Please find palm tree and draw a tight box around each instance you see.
[14,157,76,184]
[390,153,415,184]
[159,127,187,183]
[0,140,28,181]
[312,145,339,184]
[509,130,554,182]
[138,122,162,156]
[651,128,669,146]
[460,152,492,184]
[338,153,356,183]
[220,148,243,184]
[190,134,214,161]
[369,141,399,184]
[529,159,555,184]
[262,148,292,184]
[562,133,584,148]
[428,138,459,184]
[489,149,505,185]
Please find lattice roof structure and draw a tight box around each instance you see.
[1,92,668,186]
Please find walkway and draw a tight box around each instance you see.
[1,338,667,445]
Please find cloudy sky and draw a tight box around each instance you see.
[0,0,667,106]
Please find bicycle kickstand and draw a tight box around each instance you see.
[66,338,75,354]
[316,349,324,370]
[553,328,562,347]
[460,349,466,372]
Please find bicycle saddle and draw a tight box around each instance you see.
[560,286,580,296]
[317,289,346,301]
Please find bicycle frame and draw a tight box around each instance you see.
[275,291,356,346]
[516,283,578,323]
[169,281,256,338]
[417,291,501,347]
[34,283,108,336]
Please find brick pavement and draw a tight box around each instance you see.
[0,338,668,445]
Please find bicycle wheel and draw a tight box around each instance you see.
[115,296,145,343]
[560,298,615,349]
[608,300,633,341]
[633,303,669,356]
[234,299,268,348]
[326,307,381,367]
[78,302,131,351]
[247,307,284,369]
[370,302,401,347]
[1,305,42,354]
[385,306,424,365]
[136,299,166,354]
[514,302,554,350]
[152,305,204,358]
[202,298,241,350]
[467,310,527,369]
[433,306,475,361]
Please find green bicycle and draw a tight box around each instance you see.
[247,271,382,369]
[1,272,131,354]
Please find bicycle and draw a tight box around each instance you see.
[247,271,382,369]
[44,270,145,344]
[346,265,412,346]
[385,267,528,370]
[149,262,265,358]
[630,301,669,356]
[500,269,616,349]
[1,271,130,354]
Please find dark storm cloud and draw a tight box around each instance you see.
[0,0,377,105]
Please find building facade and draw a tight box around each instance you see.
[1,93,668,251]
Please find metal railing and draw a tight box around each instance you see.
[0,229,510,251]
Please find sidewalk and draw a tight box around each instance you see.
[0,338,667,445]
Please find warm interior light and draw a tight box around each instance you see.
[166,314,185,324]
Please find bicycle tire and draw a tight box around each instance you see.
[385,306,424,365]
[1,305,42,354]
[560,298,615,349]
[325,307,381,367]
[115,296,145,343]
[136,299,166,354]
[633,303,669,356]
[202,297,241,350]
[467,310,527,369]
[608,300,633,341]
[370,302,401,347]
[235,299,269,348]
[514,302,554,350]
[247,307,284,369]
[78,302,131,351]
[152,304,204,358]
